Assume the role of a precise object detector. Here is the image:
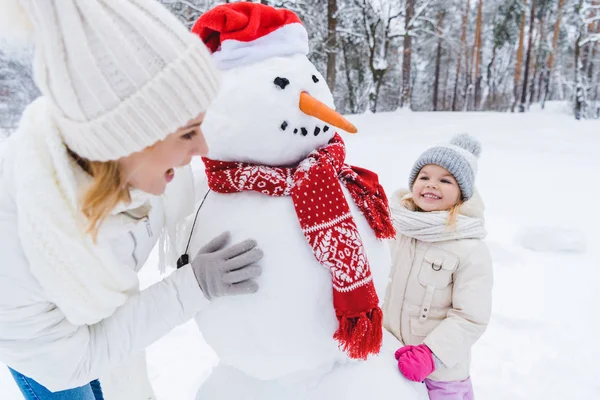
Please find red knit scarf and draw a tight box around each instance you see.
[202,134,395,359]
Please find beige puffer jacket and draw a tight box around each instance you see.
[383,191,493,382]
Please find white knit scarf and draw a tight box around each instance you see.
[14,98,141,326]
[389,189,487,270]
[11,98,194,399]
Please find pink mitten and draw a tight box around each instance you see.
[394,344,415,360]
[395,344,435,382]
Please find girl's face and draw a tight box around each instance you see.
[119,113,208,195]
[412,164,461,212]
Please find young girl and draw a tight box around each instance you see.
[383,134,493,400]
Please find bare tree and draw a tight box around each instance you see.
[512,0,527,112]
[519,0,537,112]
[542,0,567,107]
[433,9,445,111]
[357,0,402,112]
[341,37,358,113]
[452,0,470,111]
[531,7,548,105]
[400,0,415,109]
[326,0,338,90]
[574,0,585,119]
[472,0,485,109]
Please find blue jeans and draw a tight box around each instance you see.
[8,368,104,400]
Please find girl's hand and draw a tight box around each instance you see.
[394,344,435,382]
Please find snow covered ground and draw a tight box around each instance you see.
[1,105,599,399]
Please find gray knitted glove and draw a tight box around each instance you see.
[191,232,263,300]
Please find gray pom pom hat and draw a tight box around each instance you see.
[408,133,482,201]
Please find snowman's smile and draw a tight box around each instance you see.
[281,121,331,137]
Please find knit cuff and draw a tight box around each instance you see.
[432,352,446,370]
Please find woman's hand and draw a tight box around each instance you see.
[191,232,263,299]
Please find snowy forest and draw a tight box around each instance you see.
[1,0,599,135]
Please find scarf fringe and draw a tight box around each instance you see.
[368,195,396,239]
[343,166,395,240]
[334,307,383,360]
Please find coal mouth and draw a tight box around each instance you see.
[282,121,330,137]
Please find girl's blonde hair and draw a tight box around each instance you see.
[402,196,463,227]
[69,150,131,239]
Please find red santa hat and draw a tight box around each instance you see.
[192,3,309,70]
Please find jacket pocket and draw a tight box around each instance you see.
[410,317,442,340]
[417,246,459,289]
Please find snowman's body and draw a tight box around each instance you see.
[185,20,428,397]
[192,181,391,381]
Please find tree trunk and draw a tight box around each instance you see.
[512,1,528,112]
[486,46,498,110]
[574,33,583,119]
[341,38,356,113]
[584,5,600,116]
[326,0,338,91]
[529,11,546,106]
[442,53,452,110]
[543,0,566,108]
[519,0,536,113]
[536,9,549,105]
[452,0,470,111]
[574,0,584,119]
[583,7,598,80]
[400,0,415,109]
[587,20,600,104]
[373,71,385,112]
[433,10,445,111]
[472,0,484,110]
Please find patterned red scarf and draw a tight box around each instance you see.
[202,134,395,359]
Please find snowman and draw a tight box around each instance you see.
[184,3,428,399]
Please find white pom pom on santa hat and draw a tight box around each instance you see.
[0,0,35,45]
[191,2,308,70]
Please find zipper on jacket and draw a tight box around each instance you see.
[144,217,153,237]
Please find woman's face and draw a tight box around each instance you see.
[119,113,207,195]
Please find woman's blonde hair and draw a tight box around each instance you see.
[402,196,463,227]
[69,150,131,239]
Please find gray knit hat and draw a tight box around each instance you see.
[408,133,481,201]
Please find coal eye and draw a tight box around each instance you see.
[274,77,290,89]
[312,75,319,83]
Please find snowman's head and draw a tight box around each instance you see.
[191,3,356,167]
[201,54,354,167]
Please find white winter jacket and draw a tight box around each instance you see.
[383,193,493,382]
[0,135,208,392]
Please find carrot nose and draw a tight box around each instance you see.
[299,92,357,134]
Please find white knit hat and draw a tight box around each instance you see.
[2,0,220,161]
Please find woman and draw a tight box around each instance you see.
[0,1,263,399]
